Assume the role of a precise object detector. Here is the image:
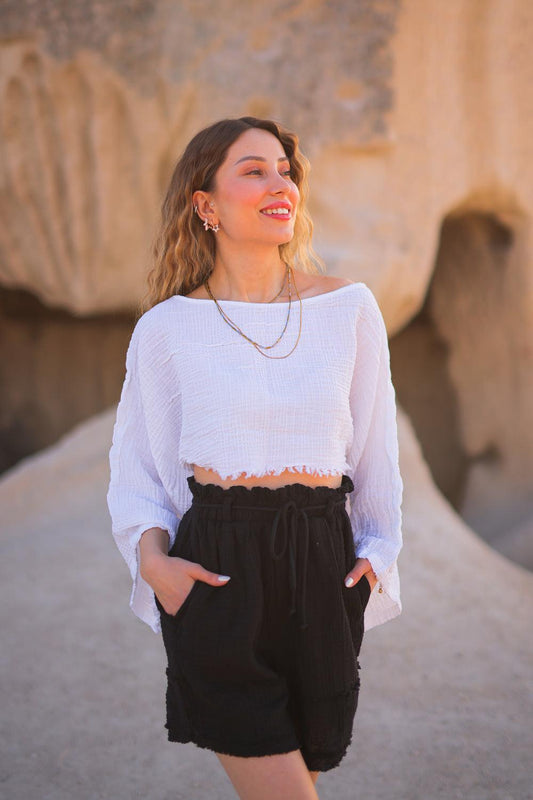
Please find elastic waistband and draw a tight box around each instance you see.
[186,473,354,631]
[186,473,354,510]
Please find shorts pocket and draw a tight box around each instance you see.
[156,579,204,625]
[168,509,194,559]
[341,582,365,660]
[324,522,365,660]
[357,574,371,611]
[156,509,204,625]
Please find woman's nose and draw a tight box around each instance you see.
[270,172,290,193]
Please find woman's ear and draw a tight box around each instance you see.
[192,191,216,221]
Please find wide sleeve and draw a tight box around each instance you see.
[107,316,183,632]
[346,286,404,629]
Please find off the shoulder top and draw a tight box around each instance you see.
[107,282,404,633]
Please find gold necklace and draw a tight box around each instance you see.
[204,264,294,352]
[268,264,288,303]
[207,262,288,306]
[204,263,303,359]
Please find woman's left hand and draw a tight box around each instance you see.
[344,557,378,591]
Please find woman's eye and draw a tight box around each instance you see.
[244,168,292,178]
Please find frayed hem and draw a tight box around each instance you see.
[166,730,351,773]
[303,738,352,772]
[167,730,301,760]
[183,462,349,482]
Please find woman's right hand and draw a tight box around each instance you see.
[141,551,230,616]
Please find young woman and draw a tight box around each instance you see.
[107,116,403,800]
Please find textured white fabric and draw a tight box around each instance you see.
[107,282,403,634]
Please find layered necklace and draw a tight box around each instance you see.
[203,262,302,359]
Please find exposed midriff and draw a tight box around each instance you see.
[192,464,344,490]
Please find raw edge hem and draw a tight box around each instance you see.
[167,730,301,759]
[166,730,352,773]
[180,461,349,482]
[304,739,351,773]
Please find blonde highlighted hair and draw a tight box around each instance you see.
[140,116,325,314]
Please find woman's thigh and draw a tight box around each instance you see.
[216,750,320,800]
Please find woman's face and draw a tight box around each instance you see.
[209,128,300,246]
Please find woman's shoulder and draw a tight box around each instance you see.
[293,271,378,302]
[129,295,183,350]
[306,275,386,339]
[298,272,376,307]
[299,273,353,298]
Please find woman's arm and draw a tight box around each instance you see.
[138,526,230,617]
[345,286,404,615]
[107,319,181,629]
[107,317,229,628]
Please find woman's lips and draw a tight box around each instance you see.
[260,208,292,219]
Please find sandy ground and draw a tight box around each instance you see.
[1,407,531,800]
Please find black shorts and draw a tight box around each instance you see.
[155,473,370,773]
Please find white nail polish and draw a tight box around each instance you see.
[217,575,231,582]
[345,577,354,587]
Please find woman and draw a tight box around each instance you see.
[107,116,403,800]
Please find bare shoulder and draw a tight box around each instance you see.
[293,271,355,299]
[317,275,355,291]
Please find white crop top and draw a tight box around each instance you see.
[107,282,404,633]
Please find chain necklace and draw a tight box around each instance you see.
[203,263,303,359]
[267,262,289,304]
[206,261,289,310]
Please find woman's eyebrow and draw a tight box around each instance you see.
[234,155,290,165]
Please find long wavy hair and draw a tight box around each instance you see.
[140,116,325,313]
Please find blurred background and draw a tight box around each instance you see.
[1,2,532,799]
[2,0,532,569]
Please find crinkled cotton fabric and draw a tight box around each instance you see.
[155,474,370,772]
[107,282,404,634]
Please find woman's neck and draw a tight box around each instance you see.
[208,249,288,303]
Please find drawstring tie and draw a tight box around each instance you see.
[190,491,347,631]
[268,497,344,631]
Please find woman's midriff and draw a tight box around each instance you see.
[192,464,343,490]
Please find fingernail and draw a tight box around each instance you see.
[217,575,231,582]
[345,577,354,587]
